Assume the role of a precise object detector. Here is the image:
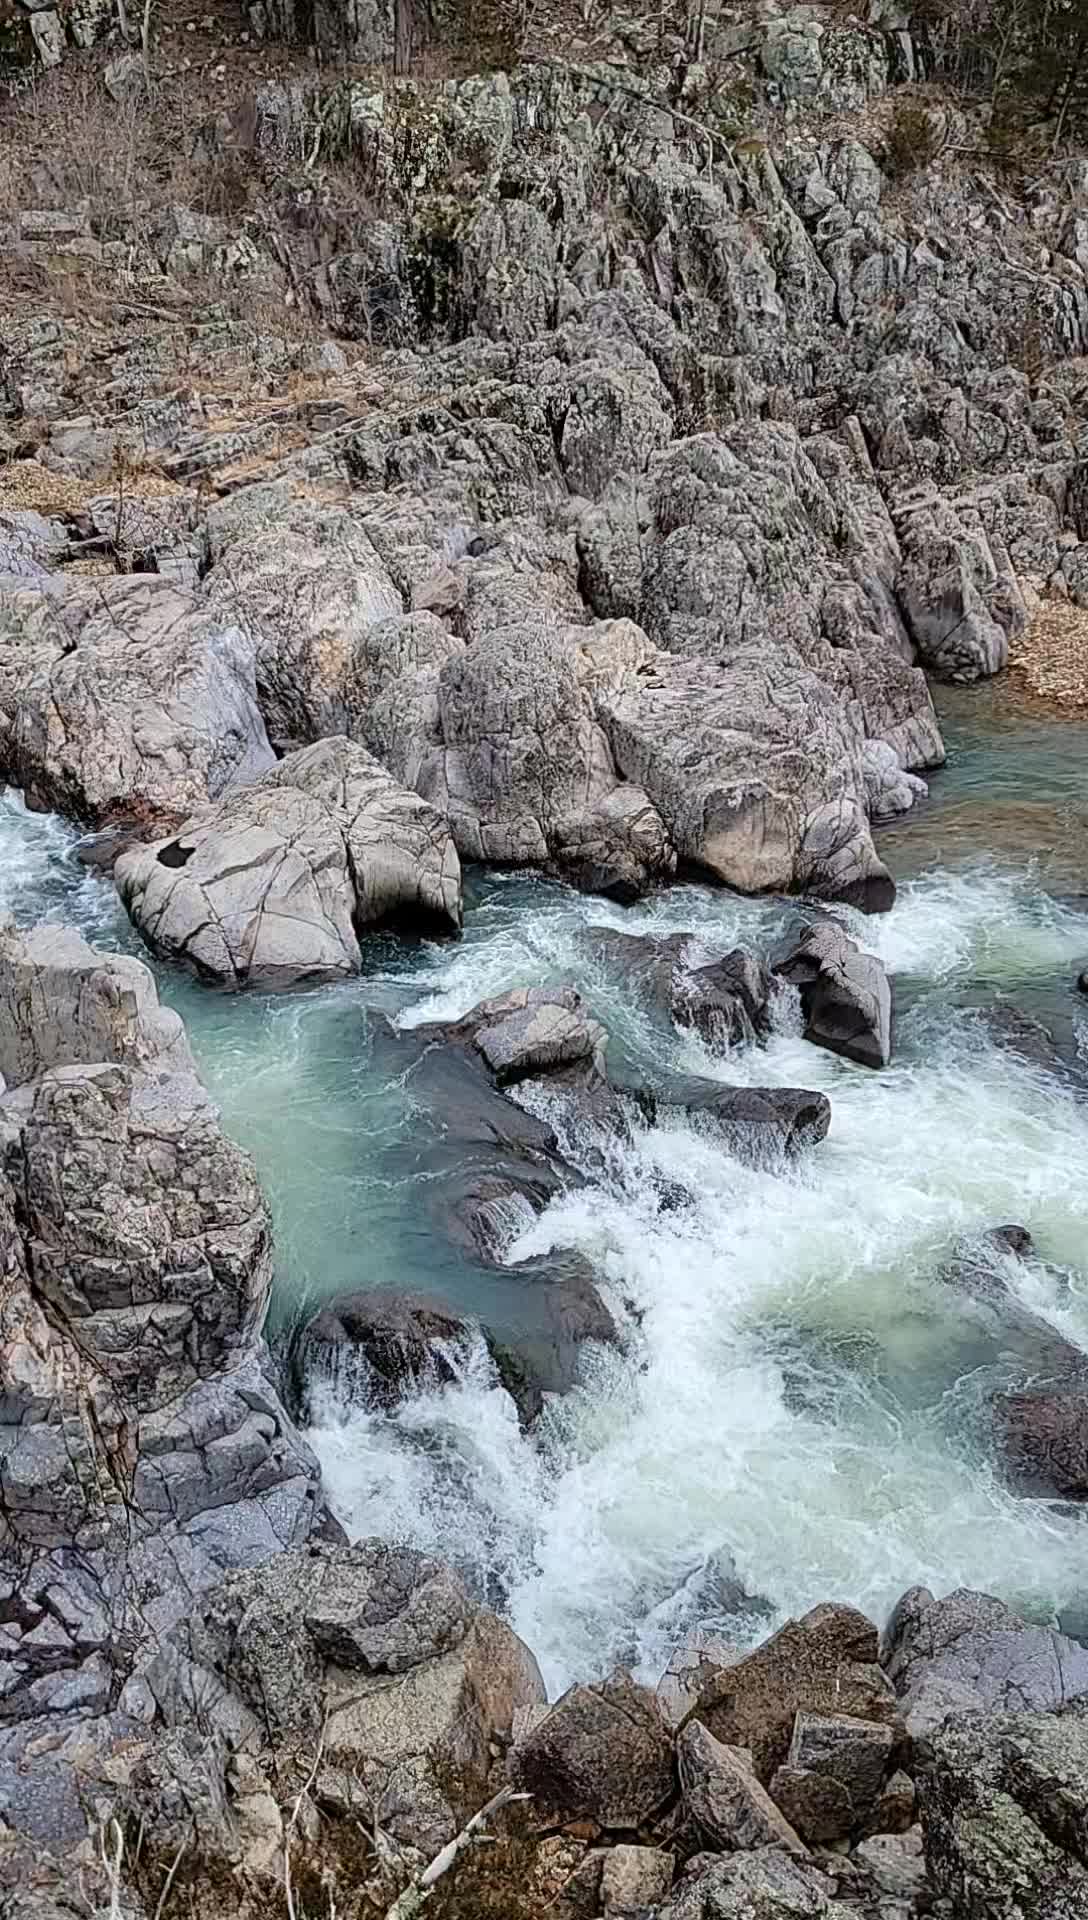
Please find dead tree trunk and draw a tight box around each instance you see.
[394,0,414,74]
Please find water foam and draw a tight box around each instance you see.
[311,871,1088,1693]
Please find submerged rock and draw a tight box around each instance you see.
[116,736,462,988]
[773,921,892,1069]
[291,1269,616,1429]
[994,1388,1088,1502]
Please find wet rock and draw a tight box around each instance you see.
[640,1077,832,1159]
[883,1585,1088,1739]
[6,575,274,828]
[773,921,892,1069]
[1077,966,1088,995]
[116,736,461,988]
[917,1708,1088,1919]
[473,988,607,1089]
[678,1720,808,1855]
[291,1290,472,1416]
[510,1671,674,1829]
[596,931,775,1053]
[600,1845,674,1913]
[938,1226,1088,1385]
[994,1387,1088,1501]
[692,1603,898,1783]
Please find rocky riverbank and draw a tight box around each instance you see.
[2,2,1088,1913]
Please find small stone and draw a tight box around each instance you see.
[853,1827,926,1901]
[862,1769,916,1837]
[600,1845,674,1913]
[770,1764,853,1845]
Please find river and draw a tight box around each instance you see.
[2,683,1086,1694]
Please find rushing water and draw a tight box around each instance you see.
[2,684,1087,1693]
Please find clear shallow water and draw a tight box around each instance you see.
[2,678,1087,1693]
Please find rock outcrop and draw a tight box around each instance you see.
[918,1705,1088,1919]
[2,575,274,828]
[0,924,327,1863]
[116,736,462,988]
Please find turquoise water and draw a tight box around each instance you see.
[2,677,1087,1690]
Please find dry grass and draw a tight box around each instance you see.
[1008,596,1088,708]
[0,458,104,513]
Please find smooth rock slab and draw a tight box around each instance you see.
[116,736,461,989]
[7,575,274,828]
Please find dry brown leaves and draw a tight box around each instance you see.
[1008,597,1088,709]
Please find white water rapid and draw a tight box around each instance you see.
[3,723,1087,1698]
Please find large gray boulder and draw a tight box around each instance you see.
[204,493,402,750]
[918,1707,1088,1920]
[600,652,896,912]
[116,736,462,989]
[883,1586,1088,1739]
[5,574,274,827]
[0,921,192,1085]
[143,1541,545,1857]
[773,921,892,1069]
[420,616,675,903]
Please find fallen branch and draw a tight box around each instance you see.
[284,1714,329,1920]
[384,1786,530,1920]
[152,1830,190,1920]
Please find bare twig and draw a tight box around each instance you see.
[383,1786,531,1920]
[284,1713,329,1920]
[152,1830,190,1920]
[99,1817,125,1920]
